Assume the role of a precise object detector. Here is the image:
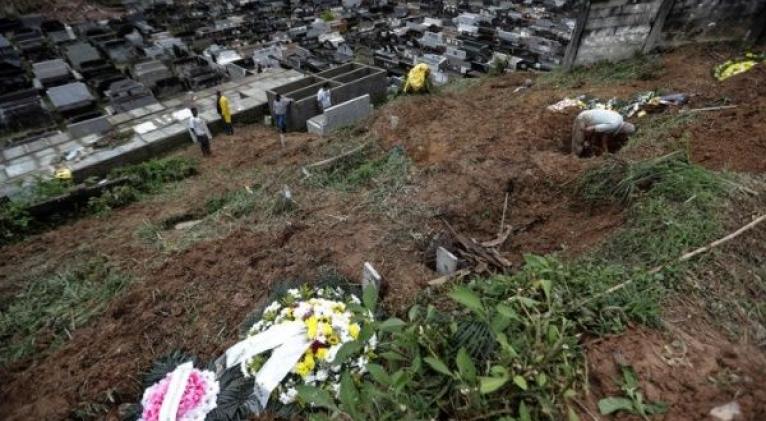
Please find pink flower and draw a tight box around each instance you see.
[139,368,219,421]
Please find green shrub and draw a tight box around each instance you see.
[29,177,73,200]
[489,58,508,76]
[320,10,335,21]
[87,185,142,215]
[0,201,33,244]
[111,157,198,193]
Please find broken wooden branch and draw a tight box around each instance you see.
[573,213,766,309]
[681,105,738,113]
[301,142,370,177]
[499,192,509,236]
[427,269,471,286]
[677,213,766,263]
[481,225,512,248]
[443,219,513,271]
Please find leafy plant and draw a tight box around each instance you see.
[320,10,335,22]
[489,57,508,76]
[28,176,74,200]
[111,156,197,193]
[0,200,32,244]
[87,185,141,214]
[300,261,594,420]
[598,365,667,419]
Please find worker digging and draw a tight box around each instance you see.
[571,109,636,157]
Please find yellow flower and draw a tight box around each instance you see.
[348,323,360,339]
[295,362,310,378]
[321,322,333,336]
[306,316,318,339]
[304,353,315,370]
[328,334,340,345]
[315,347,329,361]
[333,303,346,313]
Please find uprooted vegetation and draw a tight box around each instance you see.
[1,45,765,420]
[0,258,130,367]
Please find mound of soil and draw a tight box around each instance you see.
[687,65,766,173]
[586,325,766,420]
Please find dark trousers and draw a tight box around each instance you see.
[275,114,287,133]
[223,122,233,135]
[198,134,211,156]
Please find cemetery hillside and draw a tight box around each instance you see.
[0,1,765,420]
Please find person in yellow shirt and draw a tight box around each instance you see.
[217,90,233,135]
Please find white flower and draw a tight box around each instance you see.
[264,301,281,314]
[331,314,350,330]
[279,387,298,404]
[355,356,369,373]
[233,286,378,410]
[367,334,378,349]
[294,302,312,319]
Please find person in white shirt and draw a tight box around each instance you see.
[572,109,636,157]
[187,107,213,156]
[317,83,332,111]
[272,94,293,147]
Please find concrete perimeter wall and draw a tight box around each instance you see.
[564,0,766,68]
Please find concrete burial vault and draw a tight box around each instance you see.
[1,69,304,199]
[267,63,387,132]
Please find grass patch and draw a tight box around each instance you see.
[308,144,410,194]
[201,189,261,219]
[578,151,725,269]
[0,258,130,366]
[540,54,664,88]
[438,77,483,94]
[136,180,285,252]
[578,151,722,205]
[620,113,696,156]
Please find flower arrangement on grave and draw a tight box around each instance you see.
[138,362,219,421]
[222,283,377,410]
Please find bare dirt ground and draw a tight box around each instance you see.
[0,44,765,419]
